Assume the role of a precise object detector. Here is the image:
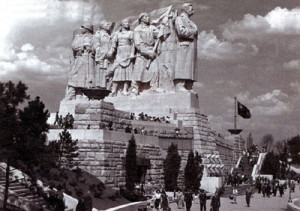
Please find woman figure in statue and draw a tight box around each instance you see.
[108,18,135,96]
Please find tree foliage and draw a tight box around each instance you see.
[54,129,79,168]
[261,152,280,178]
[163,143,181,191]
[125,135,137,192]
[261,134,274,152]
[184,150,203,192]
[287,135,300,164]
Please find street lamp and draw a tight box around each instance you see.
[288,154,293,203]
[175,128,180,139]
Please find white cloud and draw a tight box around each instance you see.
[198,31,258,60]
[222,7,300,41]
[283,60,300,70]
[21,43,34,52]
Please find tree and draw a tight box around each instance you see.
[260,134,274,152]
[184,150,203,192]
[55,129,79,168]
[17,96,50,166]
[287,135,300,164]
[163,143,181,191]
[125,135,137,192]
[0,81,29,209]
[260,152,280,178]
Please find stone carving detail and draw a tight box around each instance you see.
[67,4,198,98]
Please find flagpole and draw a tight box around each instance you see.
[234,96,237,130]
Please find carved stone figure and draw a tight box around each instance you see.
[93,20,113,89]
[108,18,135,96]
[156,9,177,92]
[174,3,198,93]
[132,13,159,95]
[69,24,95,89]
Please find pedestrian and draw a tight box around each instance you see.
[184,189,193,211]
[176,189,184,209]
[161,190,169,211]
[257,180,262,194]
[199,189,206,211]
[245,187,252,207]
[291,181,296,193]
[279,184,284,197]
[83,191,93,211]
[262,182,266,197]
[210,192,221,211]
[266,182,271,198]
[232,187,238,204]
[273,183,278,196]
[54,187,65,211]
[54,111,59,125]
[154,190,161,211]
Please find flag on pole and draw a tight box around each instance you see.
[237,101,251,119]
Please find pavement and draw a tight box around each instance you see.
[168,184,300,211]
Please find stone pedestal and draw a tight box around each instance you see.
[105,92,200,118]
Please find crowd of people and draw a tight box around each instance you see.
[130,112,171,124]
[148,188,221,211]
[54,112,74,129]
[255,176,288,198]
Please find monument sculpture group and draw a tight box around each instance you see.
[67,3,198,99]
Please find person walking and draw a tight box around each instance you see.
[266,182,271,198]
[154,190,161,211]
[199,189,206,211]
[262,182,266,197]
[245,187,252,207]
[184,189,193,211]
[210,192,221,211]
[279,184,284,197]
[176,190,184,209]
[232,187,238,204]
[161,190,169,211]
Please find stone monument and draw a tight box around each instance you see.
[53,3,245,190]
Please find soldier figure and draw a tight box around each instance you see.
[68,24,95,96]
[132,13,159,95]
[174,3,198,93]
[93,20,113,89]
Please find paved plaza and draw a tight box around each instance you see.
[168,184,300,211]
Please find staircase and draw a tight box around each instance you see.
[221,184,253,197]
[0,171,47,210]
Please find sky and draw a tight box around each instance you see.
[0,0,299,143]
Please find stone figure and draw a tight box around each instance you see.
[93,20,113,89]
[156,9,177,92]
[68,24,95,93]
[174,3,198,93]
[132,13,159,95]
[108,18,135,96]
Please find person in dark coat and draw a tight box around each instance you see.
[245,187,252,207]
[54,187,65,211]
[257,180,262,193]
[262,183,266,197]
[211,192,221,211]
[199,189,207,211]
[279,184,284,197]
[184,189,193,211]
[266,183,271,198]
[160,190,169,211]
[83,191,93,211]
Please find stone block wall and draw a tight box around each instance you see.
[176,110,218,154]
[74,100,131,129]
[77,139,164,188]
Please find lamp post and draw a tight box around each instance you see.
[288,155,293,203]
[175,128,180,140]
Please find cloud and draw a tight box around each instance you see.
[283,60,300,70]
[290,82,300,95]
[222,7,300,41]
[21,43,34,52]
[198,31,258,61]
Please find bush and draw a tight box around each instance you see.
[120,188,146,202]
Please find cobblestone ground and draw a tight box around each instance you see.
[168,184,300,211]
